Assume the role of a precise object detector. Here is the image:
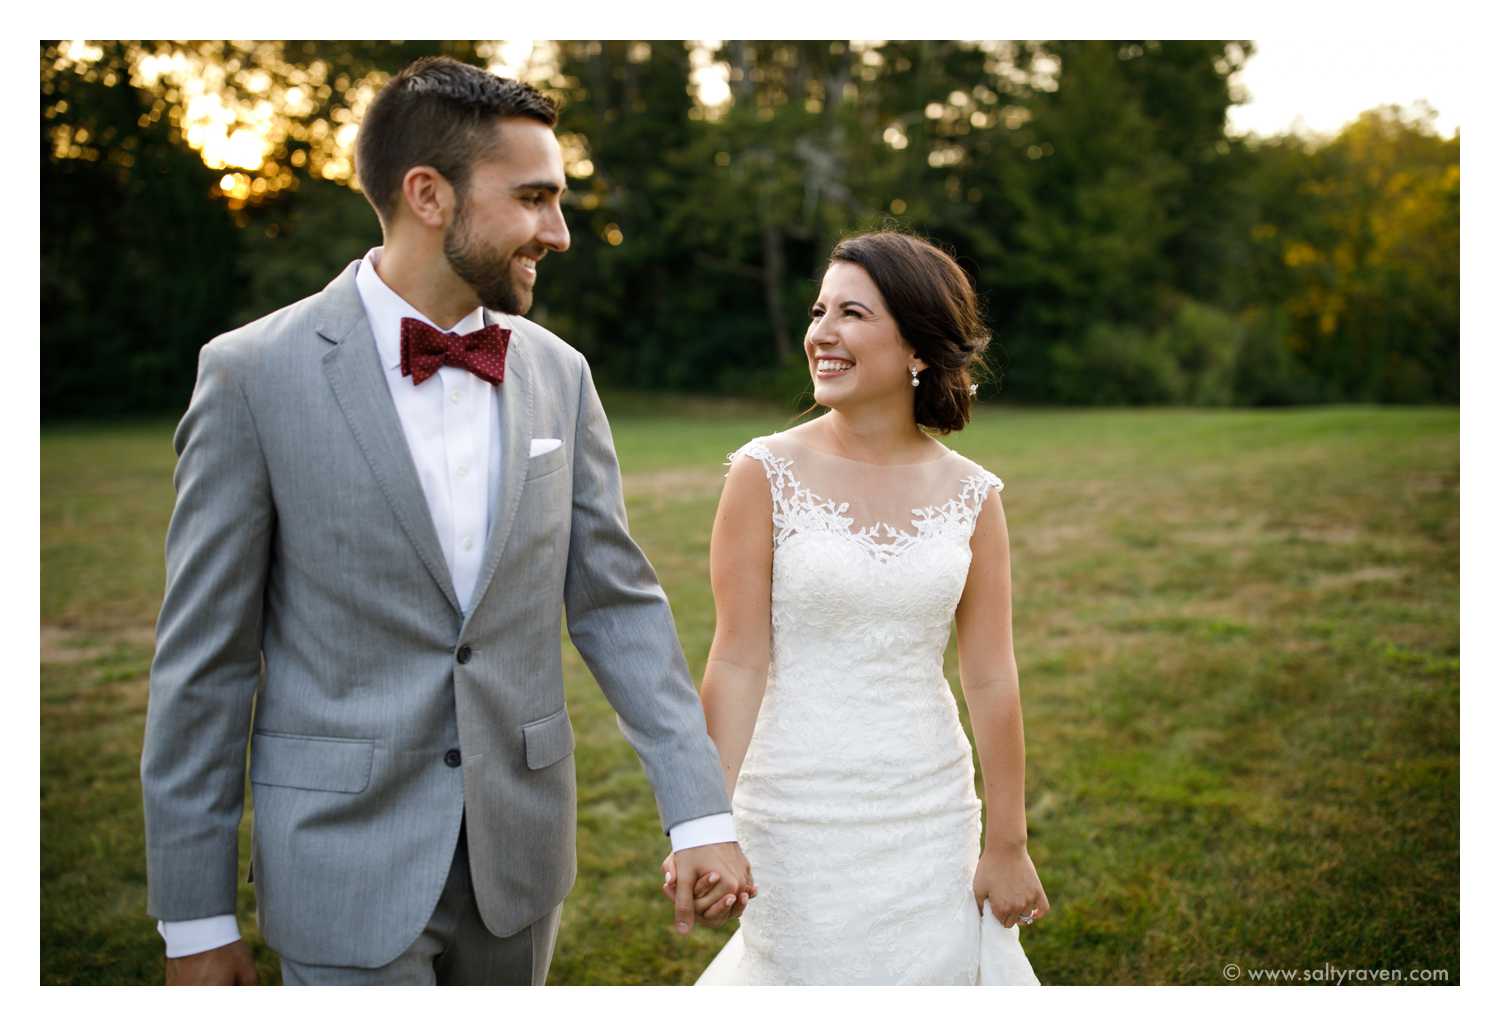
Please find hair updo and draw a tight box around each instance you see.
[826,230,991,434]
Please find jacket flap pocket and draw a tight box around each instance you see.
[522,709,575,770]
[250,731,374,793]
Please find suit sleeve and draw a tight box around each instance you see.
[140,342,274,920]
[562,358,731,833]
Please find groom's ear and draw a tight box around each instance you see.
[399,165,455,230]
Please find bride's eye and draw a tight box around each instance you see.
[809,306,825,320]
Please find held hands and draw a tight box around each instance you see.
[164,938,258,985]
[973,843,1050,929]
[660,842,757,933]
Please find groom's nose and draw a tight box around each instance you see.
[537,203,570,253]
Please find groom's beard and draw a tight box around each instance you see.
[443,197,531,316]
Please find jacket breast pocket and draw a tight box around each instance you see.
[522,709,575,770]
[525,443,568,481]
[249,731,375,793]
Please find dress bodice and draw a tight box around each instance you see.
[729,434,1004,693]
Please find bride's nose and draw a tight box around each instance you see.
[807,326,839,350]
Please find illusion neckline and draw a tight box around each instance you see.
[776,433,957,469]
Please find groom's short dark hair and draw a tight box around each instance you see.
[356,56,559,229]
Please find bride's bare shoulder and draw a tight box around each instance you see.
[943,445,1000,481]
[774,420,823,444]
[716,445,776,533]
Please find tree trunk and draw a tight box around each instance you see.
[759,197,792,363]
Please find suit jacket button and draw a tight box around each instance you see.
[456,645,473,665]
[444,749,462,768]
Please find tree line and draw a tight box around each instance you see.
[40,40,1458,418]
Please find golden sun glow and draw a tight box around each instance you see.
[43,41,925,210]
[42,42,394,208]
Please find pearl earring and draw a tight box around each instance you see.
[910,366,920,388]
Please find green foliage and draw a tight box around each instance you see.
[1232,305,1324,406]
[1158,297,1243,406]
[233,179,382,327]
[1047,296,1294,408]
[1238,105,1458,403]
[41,43,244,417]
[1047,322,1185,405]
[40,41,1457,416]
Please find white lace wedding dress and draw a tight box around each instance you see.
[696,433,1040,986]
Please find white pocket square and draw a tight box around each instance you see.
[530,438,562,457]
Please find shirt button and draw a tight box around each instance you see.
[444,749,462,768]
[456,645,472,664]
[450,389,462,405]
[462,536,474,551]
[456,463,469,478]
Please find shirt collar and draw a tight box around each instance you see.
[354,246,489,372]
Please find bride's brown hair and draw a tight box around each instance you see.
[826,230,991,434]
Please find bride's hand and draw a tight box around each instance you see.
[661,852,738,919]
[973,844,1050,928]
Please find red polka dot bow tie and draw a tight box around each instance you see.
[398,317,511,386]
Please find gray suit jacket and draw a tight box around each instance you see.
[140,260,730,968]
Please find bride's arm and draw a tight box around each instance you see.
[699,455,774,801]
[955,490,1050,926]
[956,492,1027,848]
[660,455,773,917]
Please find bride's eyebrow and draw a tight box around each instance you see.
[841,301,875,314]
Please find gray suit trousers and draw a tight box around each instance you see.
[279,820,562,985]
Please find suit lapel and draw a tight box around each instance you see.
[316,264,463,616]
[465,310,533,624]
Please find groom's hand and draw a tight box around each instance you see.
[164,939,258,985]
[662,853,751,922]
[666,842,754,934]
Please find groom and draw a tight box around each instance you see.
[141,55,751,985]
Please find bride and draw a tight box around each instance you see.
[663,230,1047,984]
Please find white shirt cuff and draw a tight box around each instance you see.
[669,813,737,851]
[158,915,241,958]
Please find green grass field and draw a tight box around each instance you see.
[40,400,1458,985]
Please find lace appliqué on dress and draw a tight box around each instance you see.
[725,440,1003,562]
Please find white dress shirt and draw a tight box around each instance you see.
[360,248,497,613]
[159,248,734,957]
